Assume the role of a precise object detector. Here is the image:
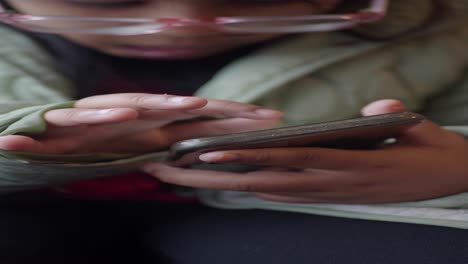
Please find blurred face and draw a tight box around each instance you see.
[6,0,342,59]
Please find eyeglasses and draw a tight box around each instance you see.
[0,0,388,35]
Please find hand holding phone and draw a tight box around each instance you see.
[168,112,425,167]
[143,104,468,204]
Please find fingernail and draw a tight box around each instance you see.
[389,103,406,112]
[199,152,239,163]
[78,109,113,117]
[96,109,115,115]
[254,109,284,117]
[168,96,192,104]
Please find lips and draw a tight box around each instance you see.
[114,44,212,58]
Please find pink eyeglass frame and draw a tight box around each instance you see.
[0,0,388,35]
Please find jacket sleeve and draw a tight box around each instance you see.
[0,25,76,123]
[0,26,168,193]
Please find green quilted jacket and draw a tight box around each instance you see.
[1,0,468,228]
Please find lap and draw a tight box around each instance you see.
[145,204,468,264]
[1,192,468,264]
[0,192,146,264]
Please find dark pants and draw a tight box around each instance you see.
[1,192,468,264]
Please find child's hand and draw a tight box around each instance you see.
[143,100,468,204]
[0,93,282,154]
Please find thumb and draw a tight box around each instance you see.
[361,99,407,116]
[0,135,46,153]
[361,99,458,147]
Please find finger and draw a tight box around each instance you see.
[198,147,389,170]
[256,190,360,202]
[137,106,281,126]
[163,118,282,143]
[142,163,345,192]
[137,109,198,120]
[89,119,281,153]
[361,99,408,116]
[255,193,326,203]
[254,192,366,204]
[185,99,284,120]
[0,135,45,152]
[44,108,139,126]
[77,94,282,121]
[398,120,465,147]
[0,135,84,154]
[75,93,208,110]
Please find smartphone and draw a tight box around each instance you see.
[168,112,425,167]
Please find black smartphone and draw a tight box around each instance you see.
[168,112,425,167]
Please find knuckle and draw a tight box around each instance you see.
[237,102,256,111]
[228,181,258,192]
[293,150,321,163]
[198,121,230,135]
[219,101,238,114]
[129,94,150,106]
[253,151,272,163]
[153,172,175,184]
[150,130,172,146]
[162,94,179,102]
[61,110,80,120]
